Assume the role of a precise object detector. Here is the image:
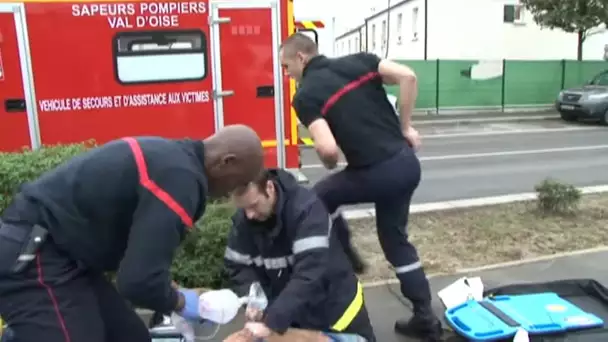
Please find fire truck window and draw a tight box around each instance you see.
[113,30,207,85]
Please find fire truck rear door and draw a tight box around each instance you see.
[0,4,39,152]
[209,0,286,169]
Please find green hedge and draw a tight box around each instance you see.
[0,143,232,288]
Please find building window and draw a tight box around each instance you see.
[341,41,344,55]
[371,24,376,50]
[396,13,403,45]
[504,4,524,24]
[381,19,387,49]
[114,30,207,85]
[355,37,360,52]
[411,7,419,41]
[348,39,352,53]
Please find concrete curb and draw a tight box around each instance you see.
[342,184,608,220]
[361,246,608,288]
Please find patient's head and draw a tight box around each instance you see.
[231,171,277,222]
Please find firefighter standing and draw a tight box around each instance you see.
[224,169,376,342]
[0,125,265,342]
[279,33,442,341]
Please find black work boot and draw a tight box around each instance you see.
[344,244,368,274]
[395,312,443,341]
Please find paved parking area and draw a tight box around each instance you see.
[181,250,608,341]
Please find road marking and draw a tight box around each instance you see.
[420,144,608,161]
[423,126,602,139]
[415,114,557,125]
[300,144,608,169]
[341,184,608,220]
[298,126,603,148]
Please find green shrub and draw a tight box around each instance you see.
[0,143,232,288]
[0,143,91,212]
[171,201,234,289]
[535,178,582,215]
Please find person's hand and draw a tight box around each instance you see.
[245,307,263,321]
[173,281,209,294]
[223,329,255,342]
[176,288,202,321]
[402,126,421,151]
[244,322,274,339]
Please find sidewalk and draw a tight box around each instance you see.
[366,249,608,342]
[183,249,608,341]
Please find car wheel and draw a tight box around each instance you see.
[560,111,577,122]
[601,110,608,126]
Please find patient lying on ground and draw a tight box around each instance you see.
[224,326,337,342]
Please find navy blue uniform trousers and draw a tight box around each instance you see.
[0,228,150,342]
[313,148,433,310]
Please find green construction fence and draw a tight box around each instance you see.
[385,60,608,111]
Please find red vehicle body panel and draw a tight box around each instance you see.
[0,13,31,151]
[0,0,300,170]
[218,7,279,167]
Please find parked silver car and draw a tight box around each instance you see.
[556,70,608,125]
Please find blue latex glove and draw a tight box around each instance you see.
[176,288,201,321]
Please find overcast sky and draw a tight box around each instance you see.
[295,0,380,32]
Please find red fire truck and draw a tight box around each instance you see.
[0,0,307,177]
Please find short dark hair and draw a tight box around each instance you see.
[251,169,272,196]
[280,32,318,57]
[233,169,272,197]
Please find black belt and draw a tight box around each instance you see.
[0,219,49,274]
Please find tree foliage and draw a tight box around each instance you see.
[520,0,607,36]
[520,0,607,59]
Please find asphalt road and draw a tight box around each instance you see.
[298,119,608,208]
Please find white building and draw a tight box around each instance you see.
[334,0,608,60]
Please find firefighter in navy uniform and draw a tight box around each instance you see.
[223,169,376,342]
[279,33,443,341]
[0,125,264,342]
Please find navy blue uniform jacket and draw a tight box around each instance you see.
[1,137,208,313]
[293,52,408,168]
[224,169,360,334]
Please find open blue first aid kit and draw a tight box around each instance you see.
[444,292,604,341]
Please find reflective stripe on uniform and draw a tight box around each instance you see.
[293,210,333,254]
[331,281,364,332]
[224,247,294,270]
[224,247,252,265]
[263,256,294,269]
[293,235,329,254]
[329,210,341,221]
[394,260,422,274]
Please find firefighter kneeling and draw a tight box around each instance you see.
[223,169,376,342]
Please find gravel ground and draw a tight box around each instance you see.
[351,194,608,282]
